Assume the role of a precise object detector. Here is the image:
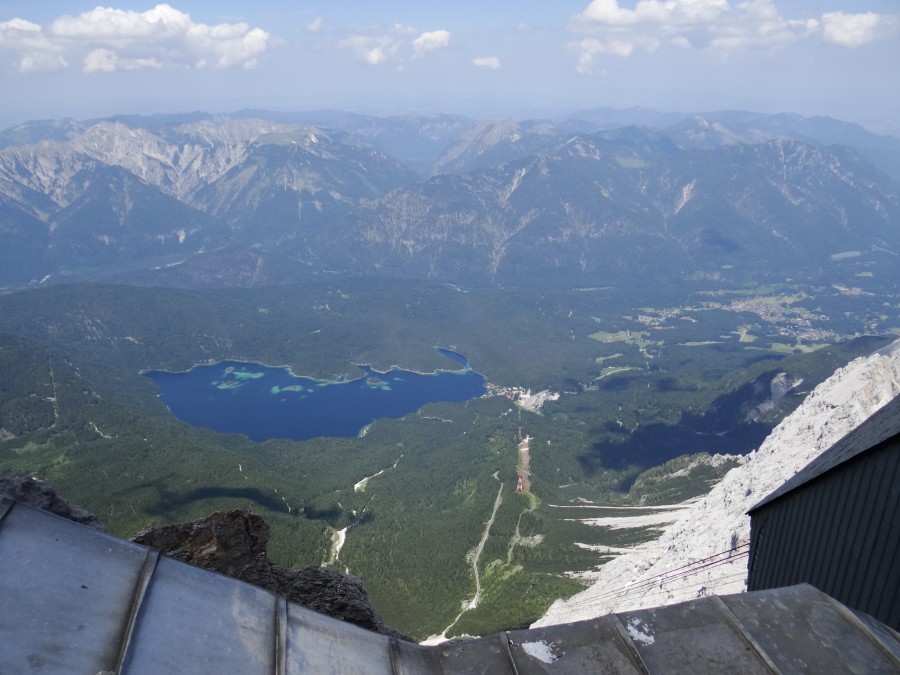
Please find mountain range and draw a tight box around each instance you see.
[1,108,898,290]
[2,107,900,638]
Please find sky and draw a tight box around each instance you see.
[0,1,898,133]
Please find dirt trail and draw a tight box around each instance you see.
[422,473,503,644]
[517,435,532,492]
[470,474,504,610]
[353,454,403,492]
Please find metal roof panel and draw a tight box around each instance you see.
[0,502,149,674]
[2,499,898,674]
[122,554,277,674]
[616,596,773,675]
[721,584,900,674]
[506,616,646,674]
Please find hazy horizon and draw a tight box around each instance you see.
[1,1,898,135]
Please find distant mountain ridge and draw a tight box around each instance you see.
[331,131,900,286]
[0,108,898,289]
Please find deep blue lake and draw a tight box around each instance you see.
[146,348,486,442]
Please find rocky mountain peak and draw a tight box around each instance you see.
[534,338,900,627]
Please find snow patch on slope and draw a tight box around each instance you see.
[534,339,900,627]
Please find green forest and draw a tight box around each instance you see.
[0,277,893,638]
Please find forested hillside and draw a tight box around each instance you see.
[0,277,890,637]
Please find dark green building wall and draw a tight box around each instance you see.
[748,436,900,630]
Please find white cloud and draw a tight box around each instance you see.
[569,0,899,73]
[335,25,450,66]
[472,56,501,69]
[336,34,399,65]
[307,17,324,34]
[18,53,68,73]
[84,49,118,73]
[412,30,451,55]
[0,4,271,74]
[365,47,388,65]
[0,17,44,44]
[0,17,67,72]
[50,5,191,41]
[83,48,163,73]
[391,23,418,36]
[83,48,117,73]
[708,1,819,52]
[568,36,659,73]
[579,0,727,27]
[821,11,899,47]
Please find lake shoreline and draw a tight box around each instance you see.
[144,348,487,443]
[142,345,480,381]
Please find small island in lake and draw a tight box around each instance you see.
[146,348,485,442]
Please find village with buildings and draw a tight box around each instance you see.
[485,383,560,414]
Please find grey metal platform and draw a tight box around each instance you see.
[1,497,898,674]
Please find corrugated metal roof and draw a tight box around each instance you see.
[1,498,898,674]
[749,392,900,512]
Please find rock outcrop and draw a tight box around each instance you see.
[0,477,402,639]
[534,338,900,627]
[131,509,406,639]
[0,474,106,531]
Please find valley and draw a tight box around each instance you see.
[0,108,898,640]
[0,276,893,638]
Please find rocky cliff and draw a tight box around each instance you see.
[0,474,106,531]
[534,338,900,627]
[131,510,406,639]
[0,475,403,639]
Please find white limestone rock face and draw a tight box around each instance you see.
[533,339,900,628]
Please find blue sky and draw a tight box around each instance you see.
[1,1,898,133]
